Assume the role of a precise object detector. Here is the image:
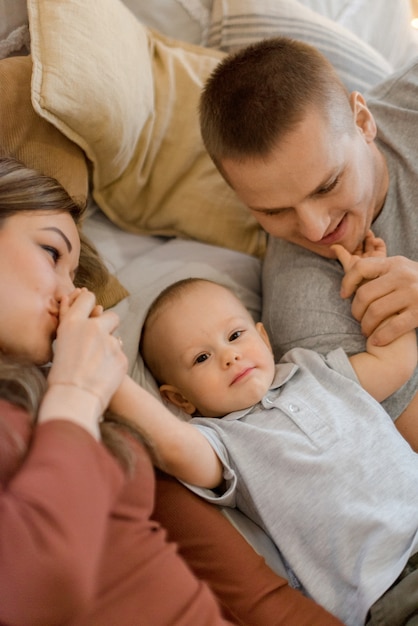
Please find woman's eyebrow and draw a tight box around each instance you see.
[41,227,72,252]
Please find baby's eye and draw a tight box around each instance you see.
[42,245,61,263]
[229,330,243,342]
[195,353,209,364]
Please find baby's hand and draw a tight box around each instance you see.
[59,288,103,319]
[332,230,386,274]
[352,230,386,260]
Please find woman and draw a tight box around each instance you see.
[0,156,342,625]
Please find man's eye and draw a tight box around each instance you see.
[229,330,243,342]
[195,353,209,364]
[42,245,60,263]
[317,176,340,195]
[262,209,286,217]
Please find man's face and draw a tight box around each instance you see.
[222,96,388,258]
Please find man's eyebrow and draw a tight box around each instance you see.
[41,227,72,252]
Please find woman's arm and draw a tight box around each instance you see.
[110,376,223,488]
[154,471,344,626]
[0,404,124,626]
[0,289,129,625]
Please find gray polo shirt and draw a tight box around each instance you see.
[188,347,418,626]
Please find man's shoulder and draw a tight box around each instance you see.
[366,58,418,109]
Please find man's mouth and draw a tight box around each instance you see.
[317,215,347,246]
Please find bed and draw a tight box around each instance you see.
[1,0,417,577]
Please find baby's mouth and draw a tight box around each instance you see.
[231,367,254,385]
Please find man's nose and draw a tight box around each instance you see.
[295,203,331,242]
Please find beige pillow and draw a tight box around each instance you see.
[0,55,88,204]
[28,0,266,258]
[0,54,129,309]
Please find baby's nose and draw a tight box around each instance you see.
[224,351,239,367]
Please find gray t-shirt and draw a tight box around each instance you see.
[262,58,418,419]
[187,347,418,626]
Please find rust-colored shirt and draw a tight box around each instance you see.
[0,400,232,626]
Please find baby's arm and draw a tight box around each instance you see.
[332,232,417,402]
[110,376,223,489]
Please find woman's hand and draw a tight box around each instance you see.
[338,254,418,346]
[38,289,128,437]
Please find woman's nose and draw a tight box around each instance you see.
[56,274,76,300]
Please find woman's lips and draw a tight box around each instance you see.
[48,311,59,332]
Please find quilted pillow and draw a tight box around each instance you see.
[28,0,266,258]
[208,0,392,92]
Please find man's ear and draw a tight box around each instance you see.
[256,322,273,352]
[350,91,377,142]
[160,384,197,415]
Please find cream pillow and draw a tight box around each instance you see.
[28,0,266,258]
[208,0,392,93]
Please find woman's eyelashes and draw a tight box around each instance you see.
[41,245,61,264]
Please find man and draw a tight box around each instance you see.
[199,36,418,444]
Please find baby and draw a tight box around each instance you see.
[127,234,418,626]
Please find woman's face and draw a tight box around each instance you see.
[0,211,80,364]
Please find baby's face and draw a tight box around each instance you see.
[152,282,276,417]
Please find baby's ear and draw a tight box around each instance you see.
[160,384,196,415]
[256,322,273,352]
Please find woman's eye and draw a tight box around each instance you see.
[195,353,209,364]
[229,330,243,342]
[42,245,61,263]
